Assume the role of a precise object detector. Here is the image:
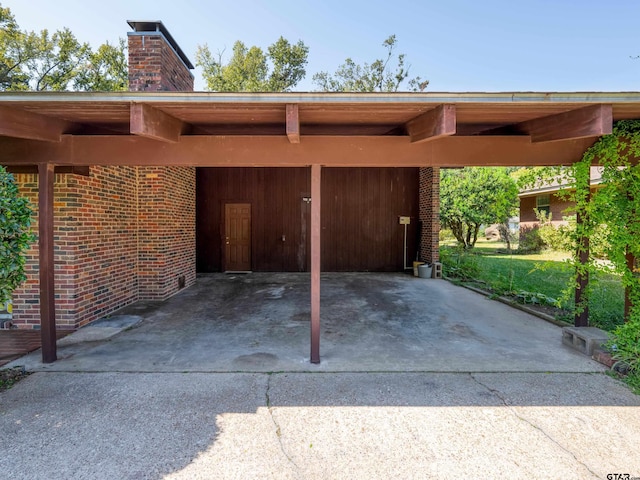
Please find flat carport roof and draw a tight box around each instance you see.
[2,91,639,364]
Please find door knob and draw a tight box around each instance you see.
[282,235,286,242]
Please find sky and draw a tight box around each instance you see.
[3,0,640,92]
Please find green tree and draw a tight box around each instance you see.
[25,27,90,91]
[196,36,309,92]
[0,166,35,306]
[0,4,33,90]
[511,166,565,190]
[440,167,519,249]
[0,3,126,92]
[313,35,428,92]
[74,39,127,91]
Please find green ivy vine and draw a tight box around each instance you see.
[566,120,640,392]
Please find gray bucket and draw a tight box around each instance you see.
[418,264,432,279]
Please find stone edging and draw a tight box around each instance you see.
[447,279,570,327]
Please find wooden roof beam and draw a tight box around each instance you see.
[4,165,90,176]
[0,135,597,168]
[405,104,456,143]
[0,105,70,142]
[519,104,613,143]
[286,104,300,143]
[130,103,184,143]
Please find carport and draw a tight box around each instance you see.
[0,91,638,365]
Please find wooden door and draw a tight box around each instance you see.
[224,203,251,271]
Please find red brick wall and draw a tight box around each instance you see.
[519,193,575,232]
[128,34,194,92]
[419,167,440,264]
[10,26,197,330]
[138,167,196,300]
[12,165,196,329]
[12,167,139,329]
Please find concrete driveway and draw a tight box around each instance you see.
[10,273,605,373]
[2,274,639,479]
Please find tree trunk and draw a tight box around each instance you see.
[498,222,512,251]
[471,223,480,248]
[449,220,465,247]
[465,223,473,249]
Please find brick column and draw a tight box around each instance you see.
[138,167,196,300]
[419,167,440,264]
[129,21,197,300]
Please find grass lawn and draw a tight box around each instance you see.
[440,239,626,331]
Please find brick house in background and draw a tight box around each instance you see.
[518,167,603,242]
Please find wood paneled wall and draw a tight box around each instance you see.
[196,167,419,272]
[321,168,419,272]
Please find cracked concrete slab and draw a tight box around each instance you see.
[2,371,638,480]
[2,274,638,478]
[7,273,606,373]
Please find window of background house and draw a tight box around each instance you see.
[536,194,550,216]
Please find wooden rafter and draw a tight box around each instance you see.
[286,104,300,143]
[5,166,90,176]
[130,103,183,143]
[0,135,597,168]
[0,105,70,142]
[405,104,456,143]
[519,104,613,143]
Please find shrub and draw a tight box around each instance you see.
[439,228,455,243]
[0,166,35,305]
[440,246,480,280]
[537,223,573,252]
[608,314,640,394]
[518,226,545,253]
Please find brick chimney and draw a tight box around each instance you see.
[127,20,194,92]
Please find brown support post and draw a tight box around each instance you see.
[574,237,589,327]
[38,163,57,363]
[310,164,321,363]
[624,249,635,322]
[574,190,591,328]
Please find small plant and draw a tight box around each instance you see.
[607,314,640,394]
[440,246,480,280]
[0,367,30,392]
[513,290,558,306]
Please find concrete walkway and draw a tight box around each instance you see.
[2,274,639,479]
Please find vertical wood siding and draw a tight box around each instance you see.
[321,168,419,272]
[196,167,418,272]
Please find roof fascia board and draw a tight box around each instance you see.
[3,92,640,105]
